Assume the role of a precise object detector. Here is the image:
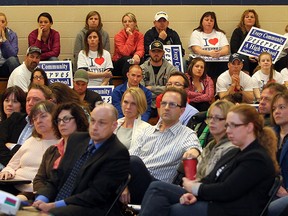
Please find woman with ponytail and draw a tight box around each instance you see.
[138,104,278,216]
[252,52,284,101]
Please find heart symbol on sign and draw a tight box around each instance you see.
[208,38,218,45]
[95,57,104,65]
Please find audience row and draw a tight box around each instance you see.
[0,65,288,215]
[1,9,288,81]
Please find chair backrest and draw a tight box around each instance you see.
[105,174,131,216]
[259,175,283,216]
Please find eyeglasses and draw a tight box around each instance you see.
[33,75,44,80]
[205,116,225,124]
[166,82,184,87]
[225,123,247,129]
[56,116,75,124]
[160,101,182,108]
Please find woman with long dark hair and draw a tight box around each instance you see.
[77,29,113,86]
[186,57,214,111]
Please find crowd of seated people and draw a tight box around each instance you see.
[0,8,288,216]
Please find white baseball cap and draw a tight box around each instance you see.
[154,11,169,21]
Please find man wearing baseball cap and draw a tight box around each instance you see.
[216,53,254,103]
[144,11,185,59]
[73,69,102,111]
[7,46,41,92]
[141,40,177,116]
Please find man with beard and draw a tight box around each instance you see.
[141,40,177,116]
[7,46,41,92]
[73,69,102,111]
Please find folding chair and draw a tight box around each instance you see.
[259,175,282,216]
[105,174,131,216]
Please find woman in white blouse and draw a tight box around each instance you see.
[115,87,150,149]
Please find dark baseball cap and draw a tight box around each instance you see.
[229,53,245,63]
[26,46,41,55]
[149,40,164,51]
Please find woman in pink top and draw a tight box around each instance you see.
[112,12,144,77]
[28,12,60,61]
[186,57,214,111]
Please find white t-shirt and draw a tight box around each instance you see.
[281,68,288,82]
[216,70,254,94]
[77,49,113,86]
[188,29,229,53]
[252,70,284,92]
[7,63,32,92]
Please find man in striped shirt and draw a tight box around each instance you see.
[121,87,201,204]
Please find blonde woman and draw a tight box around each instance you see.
[115,87,150,149]
[112,12,144,77]
[0,12,20,77]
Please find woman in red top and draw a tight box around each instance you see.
[112,12,144,77]
[186,57,214,111]
[28,12,60,61]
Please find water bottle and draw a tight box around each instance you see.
[127,58,135,64]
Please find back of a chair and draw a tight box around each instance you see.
[105,174,131,216]
[259,175,282,216]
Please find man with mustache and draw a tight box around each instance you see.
[7,46,41,92]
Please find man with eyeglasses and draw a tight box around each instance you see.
[155,71,198,125]
[112,65,152,121]
[141,40,177,117]
[121,87,201,205]
[258,82,287,126]
[7,46,41,92]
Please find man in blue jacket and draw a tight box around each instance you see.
[112,65,152,121]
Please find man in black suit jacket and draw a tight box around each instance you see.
[33,103,130,216]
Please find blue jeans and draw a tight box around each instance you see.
[268,196,288,216]
[129,155,156,204]
[0,56,20,77]
[139,181,208,216]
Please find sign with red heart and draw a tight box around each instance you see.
[94,57,105,65]
[208,38,218,45]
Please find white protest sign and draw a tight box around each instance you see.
[38,60,73,87]
[163,45,184,72]
[189,54,230,62]
[88,85,114,103]
[238,27,288,63]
